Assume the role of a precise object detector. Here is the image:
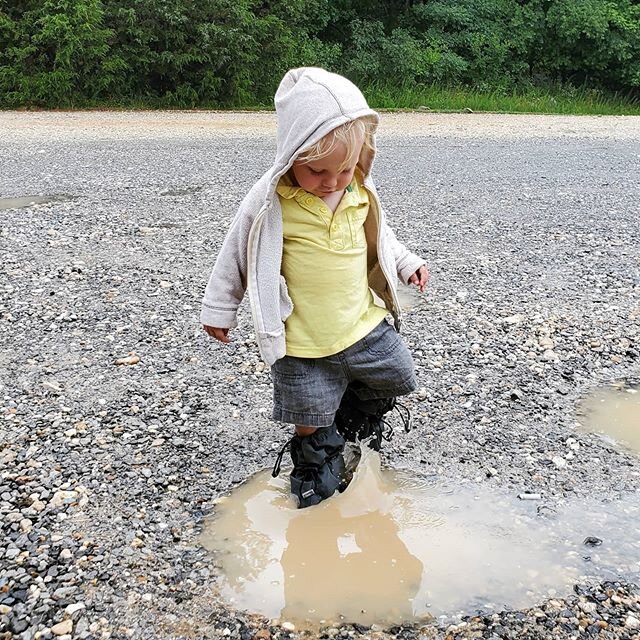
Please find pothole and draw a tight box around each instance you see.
[577,381,640,454]
[201,447,640,628]
[0,194,76,210]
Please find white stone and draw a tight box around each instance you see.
[625,615,640,629]
[65,603,86,615]
[20,518,33,532]
[50,490,78,507]
[51,620,73,636]
[31,500,46,512]
[503,313,524,325]
[579,601,597,614]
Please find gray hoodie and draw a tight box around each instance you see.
[200,67,424,365]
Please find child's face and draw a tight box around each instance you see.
[292,142,361,198]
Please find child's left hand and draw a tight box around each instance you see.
[409,265,429,293]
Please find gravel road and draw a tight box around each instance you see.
[1,111,640,640]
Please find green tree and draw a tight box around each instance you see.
[0,0,114,106]
[543,0,640,88]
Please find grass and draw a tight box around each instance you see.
[5,83,640,115]
[363,83,640,116]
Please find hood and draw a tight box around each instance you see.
[273,67,379,178]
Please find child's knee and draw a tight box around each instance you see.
[295,425,318,437]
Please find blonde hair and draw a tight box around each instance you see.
[295,117,375,171]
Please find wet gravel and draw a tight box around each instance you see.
[1,111,640,639]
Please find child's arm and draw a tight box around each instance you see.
[200,194,256,340]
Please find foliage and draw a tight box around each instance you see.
[0,0,638,108]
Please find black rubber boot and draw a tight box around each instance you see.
[335,386,409,451]
[272,424,346,509]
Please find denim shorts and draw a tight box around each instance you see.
[271,320,417,427]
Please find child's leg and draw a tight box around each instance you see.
[271,356,349,508]
[295,425,318,436]
[335,385,410,450]
[335,321,417,449]
[287,423,346,508]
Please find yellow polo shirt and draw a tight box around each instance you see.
[277,172,388,357]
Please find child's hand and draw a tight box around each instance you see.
[408,266,429,293]
[203,325,230,343]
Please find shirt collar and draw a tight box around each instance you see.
[276,170,368,206]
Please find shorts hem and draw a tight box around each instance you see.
[272,406,335,427]
[354,377,417,401]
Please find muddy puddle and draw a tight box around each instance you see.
[0,194,76,210]
[577,382,640,454]
[201,446,640,628]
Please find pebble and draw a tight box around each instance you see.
[64,603,85,615]
[49,491,78,508]
[50,620,73,635]
[579,601,597,614]
[518,492,541,500]
[583,536,603,547]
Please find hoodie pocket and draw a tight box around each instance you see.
[279,275,294,322]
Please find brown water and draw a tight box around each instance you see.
[577,383,640,453]
[200,446,640,628]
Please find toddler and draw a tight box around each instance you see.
[202,67,428,508]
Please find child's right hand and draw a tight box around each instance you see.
[203,325,230,343]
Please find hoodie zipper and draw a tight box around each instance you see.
[246,206,268,338]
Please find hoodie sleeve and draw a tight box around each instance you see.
[382,221,426,284]
[200,195,255,329]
